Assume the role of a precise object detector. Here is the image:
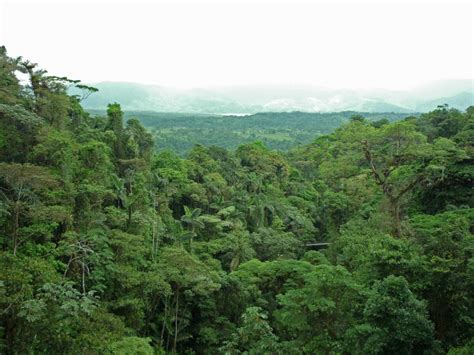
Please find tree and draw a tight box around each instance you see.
[332,215,427,287]
[105,103,128,161]
[0,46,22,105]
[361,121,466,236]
[180,206,204,252]
[225,228,254,272]
[20,60,80,129]
[276,264,364,353]
[0,104,44,162]
[107,336,154,355]
[220,307,280,354]
[409,210,474,348]
[345,276,434,354]
[250,227,302,261]
[0,163,58,255]
[157,247,220,353]
[126,118,154,160]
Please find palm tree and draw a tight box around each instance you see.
[180,206,204,252]
[227,229,254,272]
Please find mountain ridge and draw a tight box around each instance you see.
[73,79,473,114]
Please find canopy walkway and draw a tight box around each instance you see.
[305,242,330,249]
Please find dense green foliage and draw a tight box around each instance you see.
[1,48,473,354]
[88,110,409,155]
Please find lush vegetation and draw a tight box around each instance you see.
[1,47,473,354]
[88,110,410,155]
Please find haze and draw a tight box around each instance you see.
[1,0,473,90]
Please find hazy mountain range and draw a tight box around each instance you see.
[75,79,473,114]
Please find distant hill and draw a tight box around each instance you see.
[73,79,473,114]
[414,92,474,112]
[74,82,259,114]
[87,110,413,155]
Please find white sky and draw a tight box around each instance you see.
[0,0,473,89]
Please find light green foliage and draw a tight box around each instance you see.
[107,336,154,355]
[333,216,427,287]
[276,264,364,353]
[220,306,280,354]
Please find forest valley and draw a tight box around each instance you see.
[0,47,473,354]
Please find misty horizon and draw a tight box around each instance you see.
[81,78,474,92]
[74,78,473,114]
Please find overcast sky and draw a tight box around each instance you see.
[1,0,473,89]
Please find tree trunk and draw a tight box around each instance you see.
[12,202,19,256]
[4,315,15,355]
[173,289,180,353]
[81,261,86,295]
[190,227,194,253]
[160,297,168,349]
[127,205,132,230]
[389,197,402,237]
[152,199,157,259]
